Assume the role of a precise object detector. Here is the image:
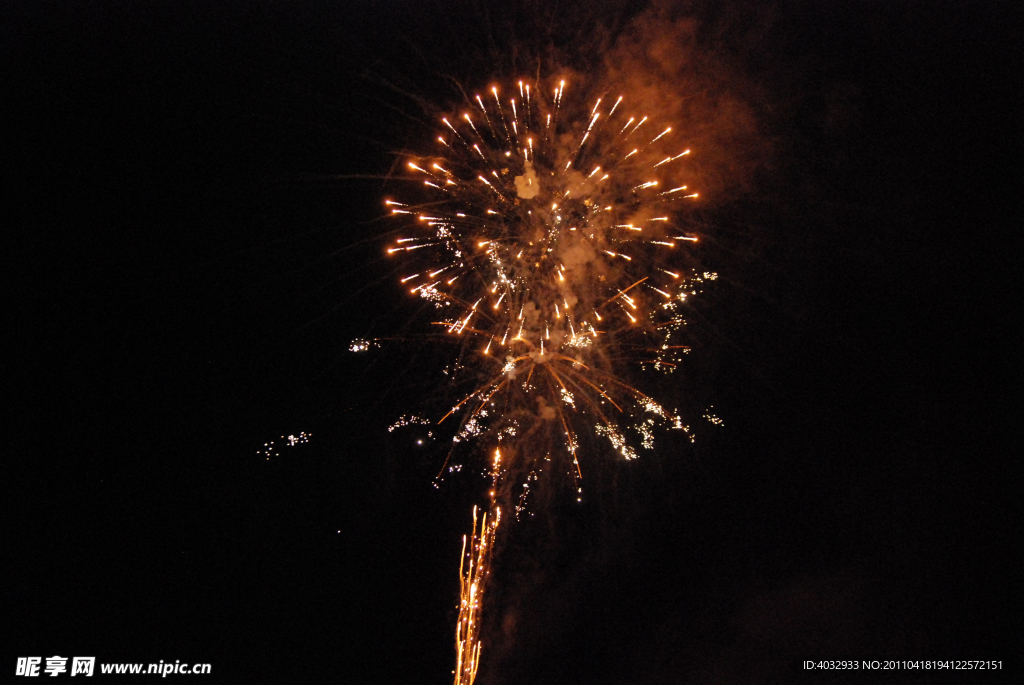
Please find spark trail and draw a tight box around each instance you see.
[453,503,500,685]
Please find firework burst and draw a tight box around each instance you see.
[386,79,712,500]
[373,77,718,683]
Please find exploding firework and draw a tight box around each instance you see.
[386,79,712,501]
[386,76,713,678]
[375,77,716,683]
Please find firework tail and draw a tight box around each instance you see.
[453,503,500,685]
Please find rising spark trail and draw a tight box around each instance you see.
[453,503,500,685]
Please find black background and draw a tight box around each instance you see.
[5,1,1019,682]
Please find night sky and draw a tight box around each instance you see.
[6,1,1018,682]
